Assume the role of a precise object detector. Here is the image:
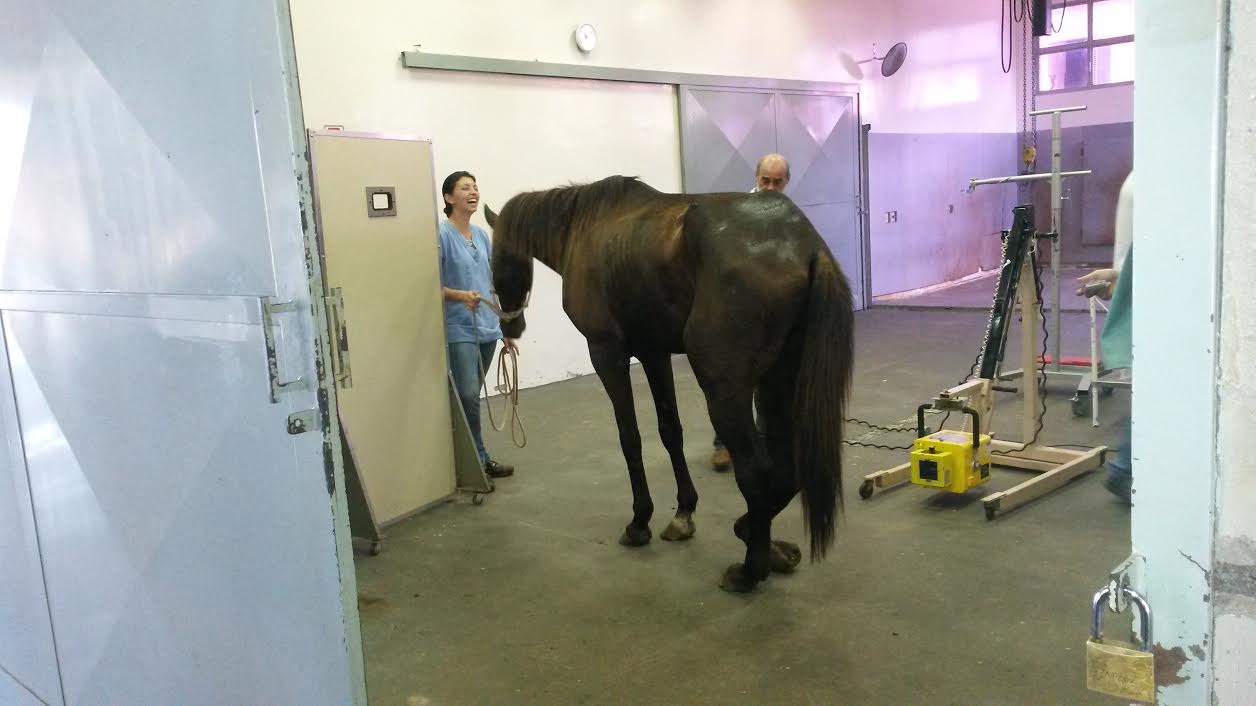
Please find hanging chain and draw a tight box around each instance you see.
[1029,15,1038,158]
[1022,11,1030,144]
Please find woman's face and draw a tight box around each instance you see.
[446,176,479,216]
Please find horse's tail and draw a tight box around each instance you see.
[792,249,854,562]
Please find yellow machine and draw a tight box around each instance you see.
[907,399,993,493]
[910,429,992,493]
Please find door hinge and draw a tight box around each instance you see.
[262,297,309,403]
[287,409,322,435]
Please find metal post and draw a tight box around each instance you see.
[1089,295,1100,427]
[969,106,1092,395]
[1050,111,1063,373]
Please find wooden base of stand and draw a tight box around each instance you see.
[857,441,1106,520]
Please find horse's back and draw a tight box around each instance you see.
[683,191,823,304]
[679,191,829,371]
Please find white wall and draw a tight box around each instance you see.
[861,0,1020,134]
[1215,1,1256,700]
[289,0,891,389]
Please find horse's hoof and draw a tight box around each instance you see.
[719,563,759,593]
[770,540,802,574]
[660,515,696,542]
[619,524,652,547]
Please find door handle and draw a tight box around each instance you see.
[325,287,353,389]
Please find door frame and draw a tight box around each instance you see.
[276,3,368,703]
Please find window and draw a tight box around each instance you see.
[1036,0,1134,93]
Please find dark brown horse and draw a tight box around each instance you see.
[485,176,853,592]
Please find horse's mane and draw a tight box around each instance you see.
[493,175,657,261]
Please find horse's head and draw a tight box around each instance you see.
[485,203,533,339]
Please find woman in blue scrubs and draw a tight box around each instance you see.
[438,171,517,479]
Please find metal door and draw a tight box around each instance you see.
[310,133,456,525]
[679,86,866,309]
[774,91,865,310]
[0,1,364,704]
[679,87,779,193]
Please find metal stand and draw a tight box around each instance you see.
[969,105,1106,415]
[859,205,1106,519]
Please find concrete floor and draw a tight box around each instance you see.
[873,266,1097,312]
[353,308,1132,705]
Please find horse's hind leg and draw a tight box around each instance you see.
[702,388,773,592]
[589,343,654,547]
[639,353,697,541]
[738,362,803,574]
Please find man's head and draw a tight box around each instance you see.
[755,154,790,192]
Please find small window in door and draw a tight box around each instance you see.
[365,187,397,217]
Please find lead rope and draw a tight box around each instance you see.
[472,303,527,448]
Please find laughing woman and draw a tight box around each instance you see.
[438,170,517,479]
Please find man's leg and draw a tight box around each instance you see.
[1103,414,1132,503]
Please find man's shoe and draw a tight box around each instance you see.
[1102,474,1131,504]
[485,460,514,478]
[711,447,731,472]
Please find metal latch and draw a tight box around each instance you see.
[288,409,322,435]
[262,298,309,403]
[325,287,353,389]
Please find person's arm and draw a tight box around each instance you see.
[444,288,480,309]
[1111,173,1133,274]
[1077,172,1134,300]
[1076,270,1117,299]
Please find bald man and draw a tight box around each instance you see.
[753,153,791,192]
[711,153,791,471]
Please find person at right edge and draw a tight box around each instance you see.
[1077,171,1132,503]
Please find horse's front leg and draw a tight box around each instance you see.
[589,343,653,547]
[639,353,697,542]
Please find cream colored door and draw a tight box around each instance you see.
[310,132,455,525]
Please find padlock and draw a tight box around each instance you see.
[1086,586,1155,703]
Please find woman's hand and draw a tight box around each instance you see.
[503,338,520,354]
[1076,269,1117,300]
[461,290,481,311]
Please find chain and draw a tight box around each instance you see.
[1020,6,1037,200]
[842,412,948,451]
[1022,10,1030,144]
[962,229,1011,386]
[1029,16,1038,157]
[844,440,915,451]
[846,418,915,433]
[843,417,916,450]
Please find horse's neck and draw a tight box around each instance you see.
[521,226,570,274]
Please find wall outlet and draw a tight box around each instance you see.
[886,210,898,223]
[948,204,955,214]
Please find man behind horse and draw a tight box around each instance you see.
[711,153,791,471]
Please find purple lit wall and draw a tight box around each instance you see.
[861,0,1134,296]
[860,0,1020,297]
